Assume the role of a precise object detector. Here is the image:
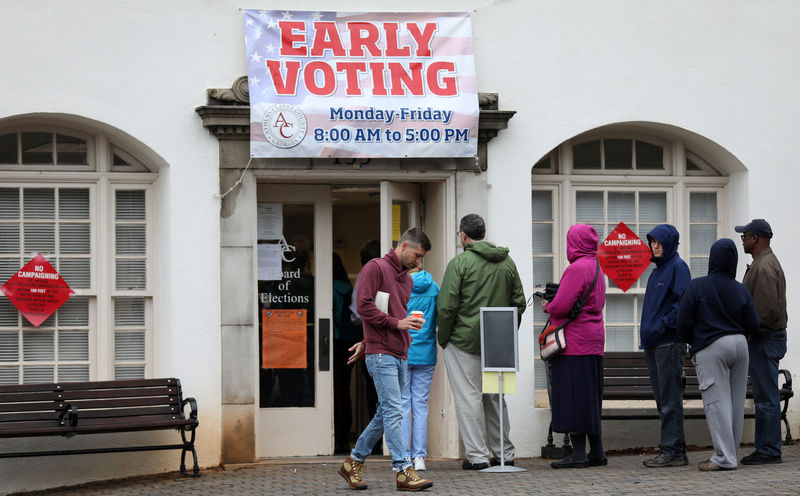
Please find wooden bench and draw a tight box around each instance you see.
[602,351,794,444]
[543,352,793,457]
[0,378,199,476]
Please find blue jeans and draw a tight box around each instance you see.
[644,342,687,457]
[748,330,787,457]
[351,353,410,471]
[401,364,436,459]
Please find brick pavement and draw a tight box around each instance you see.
[17,444,800,496]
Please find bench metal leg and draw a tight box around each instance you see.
[541,421,573,459]
[780,391,794,445]
[782,412,793,445]
[181,427,201,477]
[541,360,573,458]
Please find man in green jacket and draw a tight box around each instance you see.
[437,214,526,470]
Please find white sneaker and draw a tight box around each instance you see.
[413,456,426,471]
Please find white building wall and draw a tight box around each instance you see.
[1,0,800,491]
[0,1,232,492]
[477,0,800,456]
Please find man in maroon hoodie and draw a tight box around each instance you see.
[338,227,434,492]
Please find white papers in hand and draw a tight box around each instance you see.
[375,291,389,314]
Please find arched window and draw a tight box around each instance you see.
[531,128,729,393]
[0,121,157,384]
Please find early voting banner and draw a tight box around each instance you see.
[243,10,479,158]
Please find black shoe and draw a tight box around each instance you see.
[588,457,608,466]
[462,459,489,470]
[740,451,782,465]
[489,457,515,467]
[643,453,688,468]
[551,456,589,469]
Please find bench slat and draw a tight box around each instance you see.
[65,405,182,420]
[0,405,182,424]
[0,402,63,413]
[0,419,67,432]
[0,411,61,422]
[604,378,652,386]
[0,391,60,403]
[54,396,179,410]
[601,369,651,377]
[59,386,180,401]
[0,384,64,394]
[0,417,196,438]
[0,379,180,395]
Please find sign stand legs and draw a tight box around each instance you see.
[480,372,526,473]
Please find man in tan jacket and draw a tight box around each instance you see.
[735,218,787,465]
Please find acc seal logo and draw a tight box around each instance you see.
[262,104,307,148]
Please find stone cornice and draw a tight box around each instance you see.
[195,105,251,140]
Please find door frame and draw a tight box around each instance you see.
[249,172,460,460]
[380,181,421,253]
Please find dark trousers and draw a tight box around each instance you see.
[644,342,687,456]
[748,330,787,457]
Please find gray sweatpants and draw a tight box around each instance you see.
[443,344,514,464]
[692,333,749,468]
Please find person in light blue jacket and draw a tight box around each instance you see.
[401,269,439,472]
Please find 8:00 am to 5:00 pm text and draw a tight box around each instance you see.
[314,127,469,143]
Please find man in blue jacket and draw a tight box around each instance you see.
[640,224,692,467]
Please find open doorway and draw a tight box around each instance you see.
[331,185,381,454]
[255,179,452,458]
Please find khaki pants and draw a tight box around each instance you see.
[443,344,514,464]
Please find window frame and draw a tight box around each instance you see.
[0,126,97,172]
[686,150,724,176]
[532,135,730,399]
[684,186,725,279]
[109,183,155,379]
[565,132,673,176]
[0,122,157,384]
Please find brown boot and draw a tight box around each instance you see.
[338,456,368,490]
[396,466,433,491]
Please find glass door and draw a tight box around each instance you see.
[256,185,333,457]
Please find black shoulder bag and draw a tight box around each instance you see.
[538,259,600,361]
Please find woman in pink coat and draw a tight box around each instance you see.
[541,224,607,468]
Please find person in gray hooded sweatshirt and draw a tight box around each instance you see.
[677,238,760,472]
[640,224,692,468]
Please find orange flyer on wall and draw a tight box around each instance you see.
[262,309,307,369]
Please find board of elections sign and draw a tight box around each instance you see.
[243,10,479,158]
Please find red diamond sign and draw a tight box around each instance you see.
[597,222,652,292]
[0,254,75,327]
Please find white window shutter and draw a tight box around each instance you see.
[113,189,148,380]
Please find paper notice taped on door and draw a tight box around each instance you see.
[262,309,307,369]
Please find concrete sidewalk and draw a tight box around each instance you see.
[18,444,800,495]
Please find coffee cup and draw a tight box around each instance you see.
[409,310,425,329]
